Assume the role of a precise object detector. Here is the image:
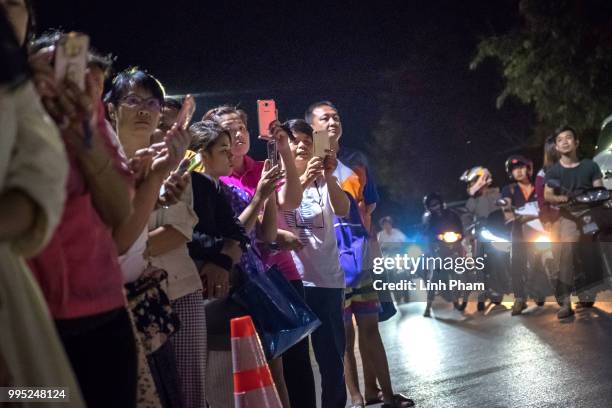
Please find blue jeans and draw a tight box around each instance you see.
[304,287,347,408]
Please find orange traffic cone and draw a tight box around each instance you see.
[231,316,282,408]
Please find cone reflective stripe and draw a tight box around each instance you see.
[231,316,282,408]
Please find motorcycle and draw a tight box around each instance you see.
[422,225,471,317]
[465,208,512,306]
[548,181,612,305]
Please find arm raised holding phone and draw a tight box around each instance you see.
[268,121,302,210]
[323,149,350,217]
[29,45,132,229]
[114,125,191,254]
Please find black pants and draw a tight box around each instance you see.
[148,340,183,408]
[56,307,138,408]
[282,279,317,408]
[510,225,537,299]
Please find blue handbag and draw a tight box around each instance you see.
[232,264,321,360]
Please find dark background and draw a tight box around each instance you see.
[35,0,537,231]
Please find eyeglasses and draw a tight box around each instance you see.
[120,94,162,112]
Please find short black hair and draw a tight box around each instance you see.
[189,120,231,152]
[164,97,182,111]
[282,119,313,140]
[552,125,578,143]
[104,67,165,106]
[305,100,338,124]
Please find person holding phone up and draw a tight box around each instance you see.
[186,120,286,407]
[0,6,86,406]
[25,29,137,408]
[202,105,316,408]
[306,101,415,408]
[278,118,350,408]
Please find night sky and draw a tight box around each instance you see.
[36,0,537,229]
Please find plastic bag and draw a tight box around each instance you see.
[232,265,321,360]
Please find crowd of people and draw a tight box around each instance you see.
[3,1,610,407]
[0,1,416,408]
[419,126,605,320]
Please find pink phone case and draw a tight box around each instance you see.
[257,99,277,138]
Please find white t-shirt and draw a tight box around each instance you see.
[279,179,345,288]
[377,228,407,245]
[148,183,202,300]
[119,228,148,283]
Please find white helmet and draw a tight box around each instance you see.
[460,166,492,196]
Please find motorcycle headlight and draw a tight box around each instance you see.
[533,234,552,251]
[437,232,462,243]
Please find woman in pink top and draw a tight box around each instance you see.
[25,30,137,408]
[204,106,317,408]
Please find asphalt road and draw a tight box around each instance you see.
[313,290,612,408]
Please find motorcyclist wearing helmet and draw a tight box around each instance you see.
[421,193,465,317]
[422,193,463,241]
[501,155,539,315]
[461,166,503,311]
[461,166,501,218]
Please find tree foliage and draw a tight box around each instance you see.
[471,0,612,147]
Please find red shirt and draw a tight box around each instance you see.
[29,106,131,319]
[220,155,301,281]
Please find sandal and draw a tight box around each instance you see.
[381,393,415,408]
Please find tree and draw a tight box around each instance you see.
[471,0,612,149]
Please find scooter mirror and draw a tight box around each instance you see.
[496,198,509,207]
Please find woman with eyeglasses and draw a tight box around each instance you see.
[105,67,192,408]
[280,119,350,408]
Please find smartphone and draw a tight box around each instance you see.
[174,152,201,174]
[267,141,278,167]
[187,152,202,172]
[313,129,330,158]
[257,99,277,139]
[175,94,196,130]
[54,32,89,90]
